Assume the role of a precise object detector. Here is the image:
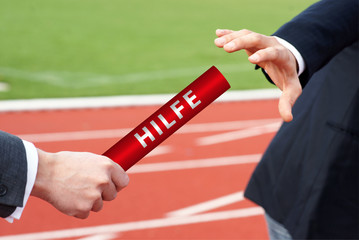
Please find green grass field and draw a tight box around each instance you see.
[0,0,316,99]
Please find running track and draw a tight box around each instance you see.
[0,97,281,240]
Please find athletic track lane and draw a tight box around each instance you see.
[0,99,280,240]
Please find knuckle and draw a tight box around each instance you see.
[78,202,93,213]
[72,195,101,218]
[97,176,111,186]
[92,201,103,212]
[111,192,118,200]
[82,190,102,205]
[275,45,286,55]
[101,159,114,171]
[93,206,102,212]
[239,29,252,34]
[117,174,130,190]
[271,47,280,58]
[104,192,117,201]
[89,190,102,202]
[75,211,90,219]
[250,34,262,44]
[73,206,91,219]
[222,35,232,43]
[269,35,278,43]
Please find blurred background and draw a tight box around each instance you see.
[0,0,316,100]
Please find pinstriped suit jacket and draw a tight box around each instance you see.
[0,131,27,218]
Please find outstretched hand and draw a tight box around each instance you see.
[31,150,129,219]
[215,29,302,122]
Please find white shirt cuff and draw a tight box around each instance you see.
[5,140,38,223]
[274,36,306,76]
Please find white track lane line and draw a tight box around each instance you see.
[166,191,244,218]
[18,128,132,143]
[0,89,281,112]
[77,233,119,240]
[17,119,281,143]
[0,155,262,239]
[146,145,172,157]
[128,154,261,174]
[0,207,264,240]
[197,122,281,146]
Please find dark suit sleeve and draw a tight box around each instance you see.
[0,131,27,218]
[274,0,359,87]
[258,0,359,87]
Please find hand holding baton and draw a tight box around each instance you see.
[103,66,230,171]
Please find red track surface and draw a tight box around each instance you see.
[0,99,280,240]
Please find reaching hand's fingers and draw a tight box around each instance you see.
[248,46,285,64]
[214,29,252,48]
[278,80,302,122]
[279,92,294,122]
[214,28,302,121]
[216,29,234,37]
[222,32,274,53]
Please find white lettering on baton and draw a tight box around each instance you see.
[158,114,176,129]
[170,100,184,119]
[183,90,201,109]
[134,89,201,148]
[134,127,155,148]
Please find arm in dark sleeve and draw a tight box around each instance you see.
[0,131,27,218]
[274,0,359,87]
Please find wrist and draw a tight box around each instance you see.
[31,149,55,201]
[274,36,305,76]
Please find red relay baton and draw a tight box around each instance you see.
[103,66,230,171]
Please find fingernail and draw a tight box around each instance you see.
[225,42,235,49]
[249,54,259,62]
[215,38,225,45]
